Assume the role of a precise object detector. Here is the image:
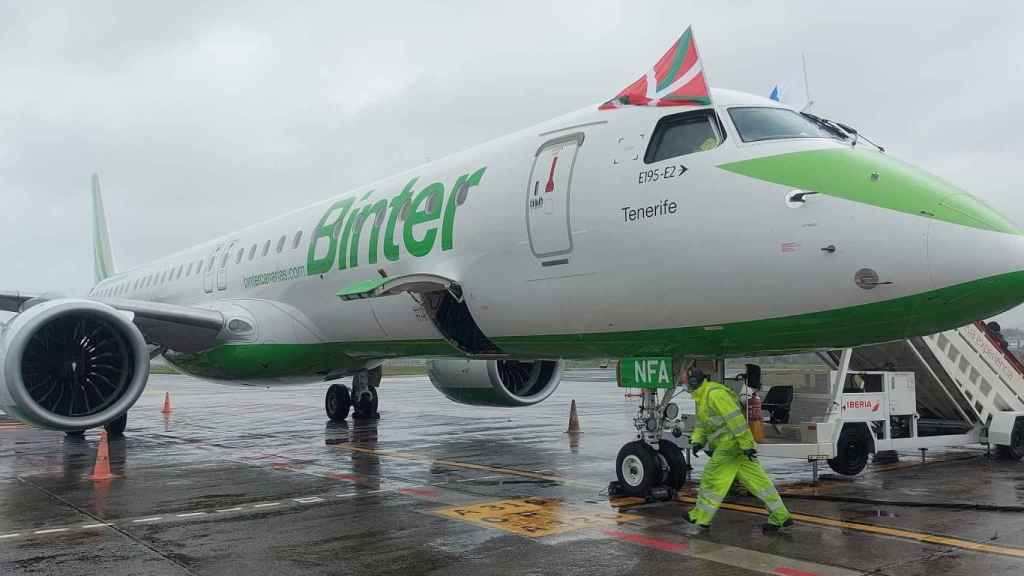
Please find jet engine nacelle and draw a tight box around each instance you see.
[427,358,562,407]
[0,299,149,430]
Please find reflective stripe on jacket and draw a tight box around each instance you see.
[690,380,756,452]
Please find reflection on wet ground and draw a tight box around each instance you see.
[1,371,1023,575]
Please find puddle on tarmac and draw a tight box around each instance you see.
[840,507,900,519]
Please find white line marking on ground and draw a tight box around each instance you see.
[34,528,68,534]
[133,517,163,523]
[0,533,20,539]
[81,523,111,529]
[216,507,243,513]
[252,502,281,508]
[176,512,207,518]
[339,489,387,498]
[294,497,323,503]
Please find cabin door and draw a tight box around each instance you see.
[526,132,584,263]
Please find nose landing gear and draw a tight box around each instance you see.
[610,386,689,500]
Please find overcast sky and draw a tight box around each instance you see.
[3,1,1024,325]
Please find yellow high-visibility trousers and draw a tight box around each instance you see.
[688,447,791,526]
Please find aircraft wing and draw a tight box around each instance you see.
[0,290,224,353]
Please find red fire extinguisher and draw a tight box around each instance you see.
[747,390,765,442]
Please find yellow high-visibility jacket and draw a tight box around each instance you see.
[690,380,756,452]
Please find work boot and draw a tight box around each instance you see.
[762,518,794,534]
[685,514,710,531]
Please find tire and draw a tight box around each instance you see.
[828,425,871,476]
[352,386,379,420]
[995,419,1024,460]
[104,413,127,437]
[615,441,658,496]
[657,440,689,489]
[325,383,352,422]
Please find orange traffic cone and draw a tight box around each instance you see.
[566,399,582,434]
[161,392,172,414]
[88,431,118,481]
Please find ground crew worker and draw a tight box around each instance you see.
[685,368,794,533]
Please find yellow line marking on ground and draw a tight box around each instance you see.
[673,496,1024,559]
[433,497,640,538]
[336,442,1024,559]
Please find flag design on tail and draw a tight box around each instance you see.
[599,26,710,110]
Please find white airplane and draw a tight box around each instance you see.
[3,28,1023,493]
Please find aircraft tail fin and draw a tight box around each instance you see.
[91,174,116,283]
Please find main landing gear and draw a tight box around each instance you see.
[610,385,689,500]
[325,366,381,422]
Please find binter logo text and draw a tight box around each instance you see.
[306,167,487,276]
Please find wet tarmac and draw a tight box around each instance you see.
[2,370,1023,575]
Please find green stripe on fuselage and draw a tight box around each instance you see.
[170,270,1024,379]
[719,148,1020,235]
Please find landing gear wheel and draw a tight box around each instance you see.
[352,386,379,420]
[615,441,657,496]
[325,383,352,422]
[828,426,871,475]
[104,413,127,437]
[657,440,688,489]
[995,419,1024,460]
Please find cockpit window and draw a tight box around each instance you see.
[644,110,723,164]
[728,107,834,142]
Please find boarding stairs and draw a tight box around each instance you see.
[752,321,1024,460]
[837,320,1024,445]
[910,322,1024,429]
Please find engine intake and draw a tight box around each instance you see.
[0,299,149,430]
[427,359,562,407]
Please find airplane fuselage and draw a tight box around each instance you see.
[87,89,1024,381]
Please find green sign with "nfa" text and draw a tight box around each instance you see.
[616,357,675,389]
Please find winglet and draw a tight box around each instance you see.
[91,174,116,283]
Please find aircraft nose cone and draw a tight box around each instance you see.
[925,208,1024,324]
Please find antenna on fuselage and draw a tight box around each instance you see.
[800,52,815,112]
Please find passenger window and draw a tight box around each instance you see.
[292,230,303,249]
[177,264,184,279]
[644,110,723,164]
[220,251,230,267]
[262,240,271,257]
[236,248,244,264]
[276,235,286,253]
[186,262,193,276]
[249,244,257,260]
